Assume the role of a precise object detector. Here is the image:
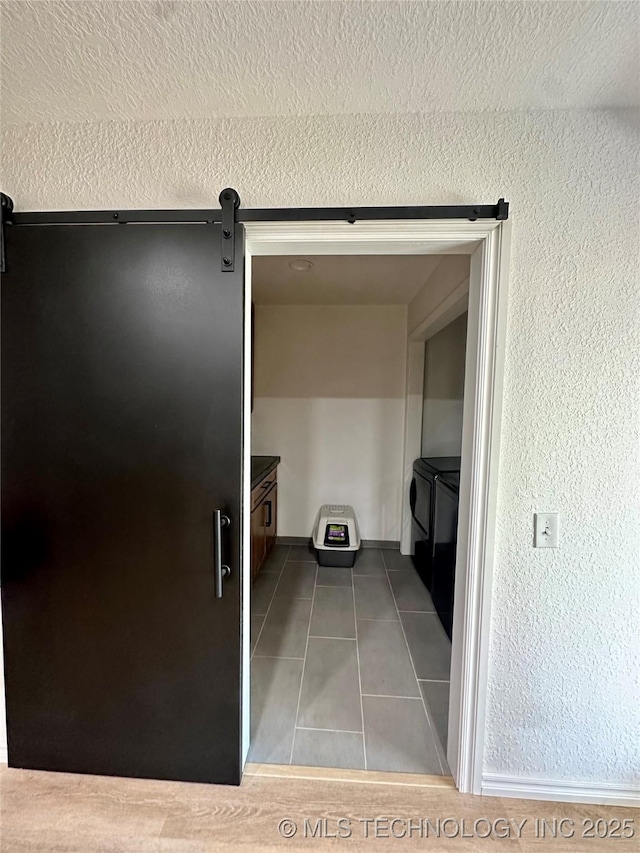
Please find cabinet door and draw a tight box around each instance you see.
[251,504,266,581]
[263,483,277,557]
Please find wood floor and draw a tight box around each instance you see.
[1,762,638,851]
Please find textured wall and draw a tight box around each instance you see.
[1,108,639,786]
[2,1,637,125]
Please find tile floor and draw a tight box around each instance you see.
[249,544,451,775]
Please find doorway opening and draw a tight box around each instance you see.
[243,218,510,792]
[249,254,458,776]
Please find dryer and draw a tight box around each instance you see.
[410,457,461,639]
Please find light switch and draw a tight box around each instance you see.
[534,512,559,548]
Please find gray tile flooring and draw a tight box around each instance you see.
[250,545,451,775]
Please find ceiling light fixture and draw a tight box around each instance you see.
[289,259,314,272]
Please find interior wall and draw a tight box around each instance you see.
[408,256,470,336]
[251,304,407,541]
[422,312,468,457]
[1,108,638,791]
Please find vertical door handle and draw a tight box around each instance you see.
[265,500,272,528]
[213,510,231,599]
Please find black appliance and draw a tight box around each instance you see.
[410,457,461,639]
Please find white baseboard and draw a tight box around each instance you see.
[0,747,7,765]
[482,773,640,808]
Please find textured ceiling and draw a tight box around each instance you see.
[252,254,444,304]
[1,1,638,127]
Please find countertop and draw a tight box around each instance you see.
[251,455,280,489]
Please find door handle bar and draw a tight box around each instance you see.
[213,510,231,599]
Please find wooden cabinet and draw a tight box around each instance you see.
[251,467,278,582]
[263,483,277,557]
[250,499,266,580]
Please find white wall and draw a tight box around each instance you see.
[408,255,470,336]
[1,108,638,792]
[422,312,468,457]
[251,304,407,541]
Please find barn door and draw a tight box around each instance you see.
[1,216,246,784]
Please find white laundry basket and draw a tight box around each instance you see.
[312,504,361,567]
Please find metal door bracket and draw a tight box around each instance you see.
[1,192,14,273]
[219,188,241,272]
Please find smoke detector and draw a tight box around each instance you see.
[289,259,314,272]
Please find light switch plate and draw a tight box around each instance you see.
[534,512,559,548]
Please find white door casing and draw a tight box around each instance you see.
[243,218,511,795]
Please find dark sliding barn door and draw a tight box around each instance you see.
[1,221,245,783]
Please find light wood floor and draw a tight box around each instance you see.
[1,762,638,851]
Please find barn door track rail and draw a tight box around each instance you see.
[0,190,509,273]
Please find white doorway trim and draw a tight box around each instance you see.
[242,218,512,795]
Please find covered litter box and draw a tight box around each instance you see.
[312,504,361,567]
